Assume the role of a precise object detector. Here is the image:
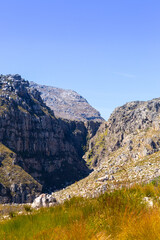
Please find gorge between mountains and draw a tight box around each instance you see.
[1,74,160,205]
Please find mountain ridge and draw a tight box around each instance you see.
[30,81,104,122]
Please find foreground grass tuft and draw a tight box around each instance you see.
[1,182,160,239]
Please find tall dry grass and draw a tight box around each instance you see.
[1,181,160,239]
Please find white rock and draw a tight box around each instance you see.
[143,197,153,207]
[109,175,115,180]
[31,193,57,208]
[96,175,109,182]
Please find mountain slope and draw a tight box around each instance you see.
[0,74,101,203]
[30,82,104,122]
[52,98,160,201]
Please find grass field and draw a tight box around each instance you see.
[1,180,160,239]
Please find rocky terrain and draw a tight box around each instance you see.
[30,82,104,122]
[51,99,160,203]
[1,74,160,206]
[0,74,101,203]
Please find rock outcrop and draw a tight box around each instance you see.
[86,99,160,168]
[0,74,101,203]
[31,193,57,208]
[30,82,104,122]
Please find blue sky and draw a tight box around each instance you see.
[0,0,160,120]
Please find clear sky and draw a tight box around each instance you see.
[0,0,160,120]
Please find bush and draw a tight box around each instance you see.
[9,211,16,218]
[24,205,32,213]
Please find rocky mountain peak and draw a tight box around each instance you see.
[0,74,29,92]
[30,82,104,122]
[108,98,160,139]
[0,74,43,103]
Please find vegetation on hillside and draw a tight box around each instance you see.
[1,180,160,239]
[86,124,107,167]
[0,143,41,202]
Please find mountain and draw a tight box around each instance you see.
[1,74,160,205]
[0,74,101,203]
[52,98,160,202]
[30,82,104,122]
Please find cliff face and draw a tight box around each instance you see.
[30,82,104,122]
[0,74,101,203]
[85,99,160,184]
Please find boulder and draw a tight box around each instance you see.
[31,194,57,208]
[96,175,109,182]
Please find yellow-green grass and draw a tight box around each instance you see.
[1,181,160,239]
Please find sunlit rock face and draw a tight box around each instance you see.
[0,74,101,203]
[30,81,104,122]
